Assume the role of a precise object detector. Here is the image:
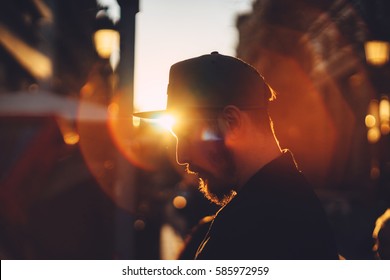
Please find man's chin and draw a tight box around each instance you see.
[198,178,236,206]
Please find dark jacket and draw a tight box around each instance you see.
[195,150,339,260]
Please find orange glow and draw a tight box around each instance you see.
[365,98,388,142]
[172,195,187,209]
[364,40,390,66]
[379,96,389,119]
[63,131,80,145]
[257,47,345,188]
[365,115,376,128]
[80,82,94,97]
[105,92,176,172]
[368,99,379,120]
[0,23,52,80]
[381,123,390,135]
[107,102,119,117]
[56,118,80,145]
[94,29,120,59]
[366,99,380,143]
[379,96,390,135]
[367,127,381,143]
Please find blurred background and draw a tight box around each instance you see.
[0,0,389,260]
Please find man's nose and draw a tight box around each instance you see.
[175,138,190,166]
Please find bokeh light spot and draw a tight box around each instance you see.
[172,195,187,209]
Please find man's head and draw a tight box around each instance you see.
[134,51,275,119]
[134,52,278,205]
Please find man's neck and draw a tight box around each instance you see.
[234,136,282,190]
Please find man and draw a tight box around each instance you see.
[134,51,339,259]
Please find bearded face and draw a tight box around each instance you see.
[173,119,237,206]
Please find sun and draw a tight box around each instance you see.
[152,113,176,133]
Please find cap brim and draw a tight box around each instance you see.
[132,110,167,119]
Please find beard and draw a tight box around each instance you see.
[186,142,237,206]
[198,177,236,206]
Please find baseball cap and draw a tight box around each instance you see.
[133,51,273,119]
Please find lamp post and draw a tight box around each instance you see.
[91,8,121,106]
[92,1,139,259]
[94,8,120,60]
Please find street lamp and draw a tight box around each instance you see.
[364,40,390,66]
[94,8,120,60]
[366,99,381,143]
[379,95,390,135]
[365,95,390,143]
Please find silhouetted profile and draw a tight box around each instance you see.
[134,52,339,259]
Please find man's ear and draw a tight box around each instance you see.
[218,106,242,136]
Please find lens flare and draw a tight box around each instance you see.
[201,127,222,141]
[155,114,176,132]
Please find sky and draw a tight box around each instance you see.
[98,0,255,113]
